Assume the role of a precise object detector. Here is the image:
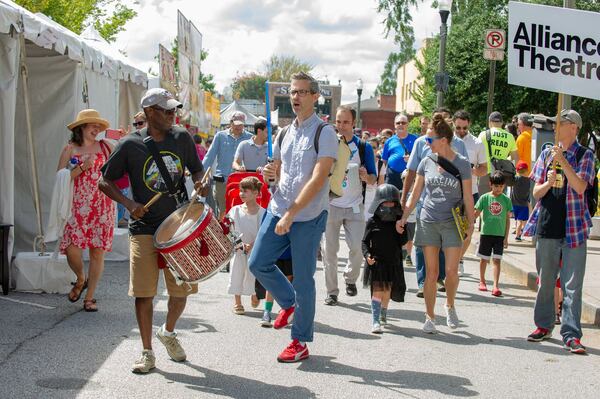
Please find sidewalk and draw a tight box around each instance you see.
[468,230,600,327]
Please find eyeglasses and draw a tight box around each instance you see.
[132,121,145,127]
[289,89,313,97]
[151,106,176,115]
[395,121,408,125]
[425,136,442,144]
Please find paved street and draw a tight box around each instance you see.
[1,242,600,399]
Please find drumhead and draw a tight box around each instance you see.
[154,201,209,249]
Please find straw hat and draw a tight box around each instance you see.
[67,109,109,131]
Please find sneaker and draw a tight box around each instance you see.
[131,350,156,374]
[555,313,561,325]
[324,295,338,306]
[458,260,464,276]
[416,287,424,298]
[372,322,383,334]
[261,310,272,328]
[277,339,309,363]
[273,306,295,329]
[445,305,459,329]
[564,338,586,354]
[405,255,413,267]
[156,328,186,362]
[437,280,446,292]
[515,235,522,242]
[346,283,358,297]
[423,316,437,334]
[527,327,552,342]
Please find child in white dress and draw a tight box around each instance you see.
[227,177,265,314]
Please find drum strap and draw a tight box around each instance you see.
[143,136,186,206]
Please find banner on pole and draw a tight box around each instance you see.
[159,44,177,95]
[508,1,600,100]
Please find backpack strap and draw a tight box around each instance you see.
[428,153,463,198]
[279,122,328,155]
[277,125,290,150]
[142,133,187,205]
[358,139,366,166]
[485,129,493,160]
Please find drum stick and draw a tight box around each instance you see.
[144,192,162,210]
[181,167,212,222]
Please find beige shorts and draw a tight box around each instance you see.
[129,235,198,298]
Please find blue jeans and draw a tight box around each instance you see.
[534,237,587,343]
[415,246,446,288]
[117,187,130,222]
[248,210,327,342]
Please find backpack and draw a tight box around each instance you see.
[485,130,516,186]
[575,141,599,217]
[278,123,351,198]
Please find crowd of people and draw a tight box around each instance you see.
[53,72,597,373]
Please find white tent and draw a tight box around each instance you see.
[220,101,259,126]
[0,0,148,257]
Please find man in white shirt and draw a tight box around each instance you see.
[453,110,488,274]
[322,106,377,305]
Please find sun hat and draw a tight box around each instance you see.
[67,109,109,131]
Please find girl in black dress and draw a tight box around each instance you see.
[362,184,407,334]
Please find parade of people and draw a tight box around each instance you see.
[1,1,600,397]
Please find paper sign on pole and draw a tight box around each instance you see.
[508,1,600,100]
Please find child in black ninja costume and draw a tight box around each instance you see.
[362,184,408,334]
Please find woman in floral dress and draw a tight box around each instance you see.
[57,109,115,311]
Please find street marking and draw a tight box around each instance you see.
[0,296,56,310]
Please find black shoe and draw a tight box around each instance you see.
[416,287,424,298]
[437,279,446,292]
[346,283,358,297]
[324,295,338,306]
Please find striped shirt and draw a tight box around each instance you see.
[523,142,595,248]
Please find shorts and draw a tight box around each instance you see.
[129,235,198,298]
[406,222,416,241]
[276,258,294,276]
[512,205,529,221]
[477,235,504,260]
[414,219,463,249]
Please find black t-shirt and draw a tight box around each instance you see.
[537,164,566,239]
[101,127,203,235]
[511,175,531,207]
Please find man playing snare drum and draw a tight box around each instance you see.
[99,88,207,374]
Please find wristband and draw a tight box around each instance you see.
[79,165,85,172]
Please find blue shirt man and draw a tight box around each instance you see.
[202,111,252,214]
[381,113,418,190]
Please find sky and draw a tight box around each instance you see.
[114,0,440,103]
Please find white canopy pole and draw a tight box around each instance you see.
[18,19,45,254]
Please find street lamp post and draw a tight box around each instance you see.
[436,0,453,108]
[356,78,363,129]
[317,95,326,121]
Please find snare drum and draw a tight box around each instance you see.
[154,201,234,284]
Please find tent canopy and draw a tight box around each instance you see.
[220,101,259,126]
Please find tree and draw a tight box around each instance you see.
[375,43,415,95]
[264,55,313,82]
[378,0,600,133]
[231,73,267,101]
[15,0,137,42]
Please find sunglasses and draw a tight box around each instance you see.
[425,136,442,144]
[152,106,176,115]
[132,121,145,127]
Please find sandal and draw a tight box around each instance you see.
[251,294,260,309]
[68,279,88,303]
[83,299,98,312]
[233,304,245,315]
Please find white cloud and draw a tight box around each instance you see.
[115,0,441,103]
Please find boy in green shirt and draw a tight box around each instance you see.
[475,171,512,297]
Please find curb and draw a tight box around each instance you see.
[468,240,600,328]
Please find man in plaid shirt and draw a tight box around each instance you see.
[523,110,595,355]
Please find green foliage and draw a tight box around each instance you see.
[264,55,313,82]
[231,73,267,101]
[407,115,422,135]
[15,0,137,43]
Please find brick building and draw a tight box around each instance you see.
[345,94,397,135]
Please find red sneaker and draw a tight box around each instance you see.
[277,339,309,363]
[273,306,295,330]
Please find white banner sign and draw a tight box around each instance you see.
[508,1,600,100]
